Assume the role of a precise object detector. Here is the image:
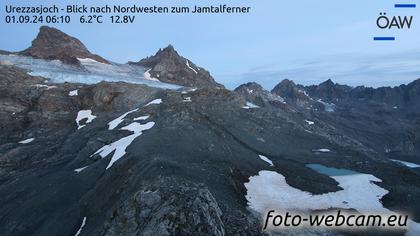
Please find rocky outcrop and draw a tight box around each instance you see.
[20,26,108,66]
[102,177,225,236]
[305,79,352,103]
[1,64,420,235]
[271,79,313,106]
[234,82,287,108]
[0,50,11,55]
[2,27,420,235]
[129,45,223,88]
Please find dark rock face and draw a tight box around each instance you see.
[234,82,287,109]
[129,45,223,88]
[271,79,312,106]
[20,26,109,65]
[101,177,225,236]
[2,26,420,235]
[1,65,420,235]
[306,79,352,103]
[242,78,420,158]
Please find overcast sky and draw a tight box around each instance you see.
[1,0,419,89]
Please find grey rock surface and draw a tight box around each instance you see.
[129,45,224,89]
[19,26,109,66]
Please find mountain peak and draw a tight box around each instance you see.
[278,79,296,87]
[20,26,108,65]
[319,79,335,87]
[163,44,175,51]
[130,45,223,88]
[234,82,264,91]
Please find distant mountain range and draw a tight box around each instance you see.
[0,26,419,236]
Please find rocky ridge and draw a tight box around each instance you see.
[129,45,223,88]
[19,26,109,66]
[0,26,420,236]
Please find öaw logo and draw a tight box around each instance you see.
[374,3,416,41]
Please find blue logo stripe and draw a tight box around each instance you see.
[373,37,396,41]
[394,4,416,8]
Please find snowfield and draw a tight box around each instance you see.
[144,69,160,82]
[186,60,198,74]
[183,97,192,102]
[133,115,150,121]
[145,99,162,106]
[242,102,260,109]
[69,89,78,96]
[305,120,315,125]
[93,122,155,169]
[245,165,420,235]
[74,166,88,173]
[108,108,139,130]
[0,54,180,89]
[76,110,96,129]
[391,159,420,168]
[313,148,331,153]
[259,155,274,166]
[74,217,86,236]
[18,138,35,144]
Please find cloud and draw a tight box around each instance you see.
[230,50,420,90]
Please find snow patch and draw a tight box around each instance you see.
[108,108,139,130]
[186,60,198,74]
[391,159,420,168]
[181,88,197,94]
[77,58,103,64]
[313,148,331,153]
[183,97,192,102]
[19,138,34,144]
[144,69,160,82]
[76,110,96,129]
[74,217,86,236]
[317,99,336,112]
[305,120,315,125]
[242,102,259,109]
[74,166,88,173]
[133,115,150,121]
[34,84,57,90]
[145,99,162,106]
[259,155,274,166]
[69,89,78,96]
[245,168,387,212]
[245,166,420,235]
[257,137,265,143]
[93,122,155,169]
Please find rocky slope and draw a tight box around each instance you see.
[0,26,420,236]
[240,78,420,160]
[234,82,287,109]
[129,45,223,88]
[0,50,10,55]
[19,26,109,66]
[1,63,419,235]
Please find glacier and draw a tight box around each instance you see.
[0,54,180,89]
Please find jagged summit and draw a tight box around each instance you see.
[319,79,334,86]
[235,81,287,108]
[271,79,308,104]
[20,26,108,65]
[130,45,223,88]
[307,79,352,102]
[133,45,180,68]
[234,82,264,92]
